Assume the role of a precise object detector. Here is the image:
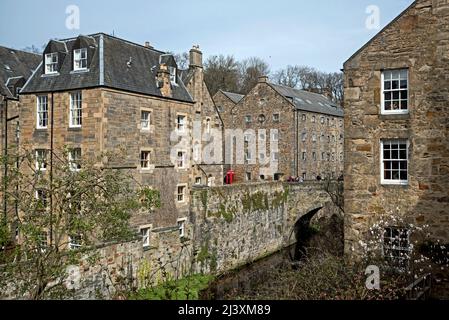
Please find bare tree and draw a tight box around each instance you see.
[203,55,240,96]
[272,65,344,106]
[0,149,158,299]
[172,52,190,70]
[238,57,270,94]
[21,44,45,54]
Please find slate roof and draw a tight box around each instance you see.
[0,46,41,98]
[21,33,193,103]
[268,83,344,117]
[220,90,244,104]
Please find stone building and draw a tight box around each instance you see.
[343,0,449,257]
[214,76,344,183]
[17,33,223,247]
[0,46,41,168]
[179,47,224,187]
[0,46,40,232]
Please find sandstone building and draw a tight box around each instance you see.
[344,0,449,257]
[0,46,40,174]
[214,76,344,183]
[17,33,223,248]
[0,47,40,236]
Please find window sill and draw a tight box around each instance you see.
[70,69,90,74]
[42,72,60,77]
[140,169,155,174]
[68,127,82,131]
[379,113,410,121]
[36,127,48,131]
[381,182,409,188]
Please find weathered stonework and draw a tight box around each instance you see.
[67,181,342,299]
[344,0,449,256]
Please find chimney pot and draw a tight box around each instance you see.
[144,41,152,48]
[258,75,269,83]
[189,45,203,68]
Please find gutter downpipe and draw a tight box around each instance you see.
[49,92,54,246]
[2,95,7,224]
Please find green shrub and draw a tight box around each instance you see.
[129,274,214,300]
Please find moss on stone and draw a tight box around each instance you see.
[242,192,252,213]
[201,190,208,212]
[271,188,290,209]
[196,241,218,272]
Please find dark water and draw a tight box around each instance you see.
[201,247,294,300]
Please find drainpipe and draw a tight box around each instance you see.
[294,109,299,177]
[2,95,7,223]
[49,92,54,246]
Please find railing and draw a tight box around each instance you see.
[404,273,432,300]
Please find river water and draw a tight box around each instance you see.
[201,246,294,300]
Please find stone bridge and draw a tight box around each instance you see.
[190,181,343,274]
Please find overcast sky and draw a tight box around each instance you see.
[0,0,413,72]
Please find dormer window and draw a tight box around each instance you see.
[74,48,87,71]
[45,53,58,74]
[169,66,177,84]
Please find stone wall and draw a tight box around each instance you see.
[343,0,449,256]
[190,181,340,273]
[69,181,341,299]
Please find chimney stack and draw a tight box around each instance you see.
[258,75,269,83]
[156,63,172,98]
[144,41,153,49]
[189,45,203,68]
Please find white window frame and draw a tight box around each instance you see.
[177,185,186,203]
[35,149,47,171]
[380,139,409,185]
[140,150,151,170]
[177,218,187,238]
[381,69,409,115]
[73,48,88,71]
[273,113,280,122]
[176,115,186,133]
[69,92,82,128]
[140,225,152,248]
[245,150,252,161]
[69,148,82,172]
[195,177,202,185]
[141,110,151,131]
[272,131,279,142]
[39,231,48,252]
[68,234,82,250]
[45,53,58,74]
[383,227,411,268]
[37,96,48,129]
[169,66,177,84]
[35,189,48,211]
[272,152,279,161]
[245,115,252,124]
[177,151,187,169]
[246,172,252,181]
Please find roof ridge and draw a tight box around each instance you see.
[53,33,167,55]
[0,45,41,57]
[270,82,331,100]
[221,90,244,96]
[344,0,418,66]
